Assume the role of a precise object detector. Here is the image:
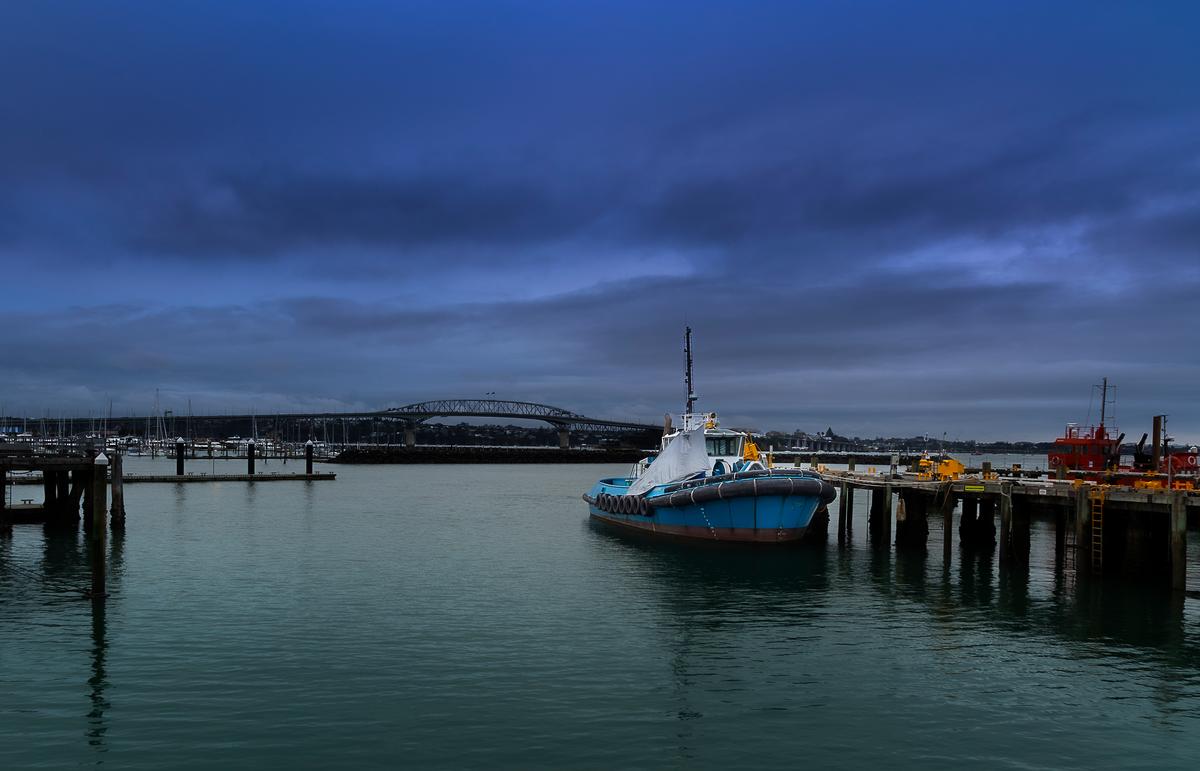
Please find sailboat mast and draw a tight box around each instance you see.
[684,327,696,414]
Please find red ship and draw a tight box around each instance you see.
[1048,379,1198,488]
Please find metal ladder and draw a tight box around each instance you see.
[1090,488,1106,573]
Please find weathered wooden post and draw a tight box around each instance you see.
[837,482,849,543]
[90,452,108,602]
[848,458,856,472]
[81,469,94,532]
[894,490,929,550]
[982,461,992,479]
[846,485,854,537]
[998,486,1013,563]
[869,485,893,546]
[959,496,977,544]
[1012,494,1031,565]
[247,440,256,476]
[56,471,70,513]
[176,438,185,476]
[110,452,126,531]
[1170,492,1187,591]
[942,490,955,564]
[883,484,892,545]
[1054,505,1066,564]
[43,469,58,514]
[1073,486,1090,574]
[305,440,314,475]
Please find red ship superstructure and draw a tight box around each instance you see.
[1048,378,1197,489]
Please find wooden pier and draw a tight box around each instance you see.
[2,444,336,602]
[827,469,1198,590]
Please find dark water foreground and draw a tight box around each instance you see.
[2,460,1199,769]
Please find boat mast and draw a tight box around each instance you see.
[684,326,696,415]
[1099,377,1108,428]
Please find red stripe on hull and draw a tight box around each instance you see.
[589,510,808,544]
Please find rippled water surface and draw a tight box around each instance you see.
[3,458,1200,769]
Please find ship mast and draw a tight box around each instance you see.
[1099,377,1108,428]
[684,326,696,415]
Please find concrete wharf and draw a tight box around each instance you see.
[825,467,1198,591]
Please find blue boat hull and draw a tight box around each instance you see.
[584,476,830,543]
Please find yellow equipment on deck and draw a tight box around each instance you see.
[916,454,965,481]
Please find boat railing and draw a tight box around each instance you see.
[659,467,823,495]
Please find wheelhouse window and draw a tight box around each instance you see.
[706,436,743,457]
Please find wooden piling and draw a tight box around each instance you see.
[43,470,57,514]
[869,485,893,547]
[941,490,955,565]
[998,487,1013,563]
[305,440,314,476]
[82,470,94,532]
[837,482,848,544]
[56,471,69,512]
[1011,494,1030,565]
[110,453,126,531]
[247,440,256,475]
[176,439,185,476]
[1073,486,1091,574]
[979,497,997,546]
[1054,506,1066,564]
[90,453,108,602]
[1170,492,1187,592]
[895,491,928,550]
[884,484,892,545]
[958,496,977,544]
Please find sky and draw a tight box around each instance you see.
[1,0,1198,441]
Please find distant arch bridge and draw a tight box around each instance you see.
[383,399,660,447]
[112,399,661,449]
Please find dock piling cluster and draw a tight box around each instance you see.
[828,469,1196,591]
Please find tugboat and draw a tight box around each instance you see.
[1048,378,1198,489]
[582,328,836,543]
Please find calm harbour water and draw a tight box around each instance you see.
[3,456,1200,769]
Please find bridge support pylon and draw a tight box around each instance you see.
[558,429,570,450]
[404,427,416,448]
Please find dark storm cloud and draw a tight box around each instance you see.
[134,169,597,256]
[2,1,1199,439]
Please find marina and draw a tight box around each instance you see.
[3,460,1199,769]
[5,2,1200,766]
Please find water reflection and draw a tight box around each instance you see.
[87,600,109,750]
[587,521,832,622]
[587,522,834,762]
[29,525,120,754]
[588,514,1199,721]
